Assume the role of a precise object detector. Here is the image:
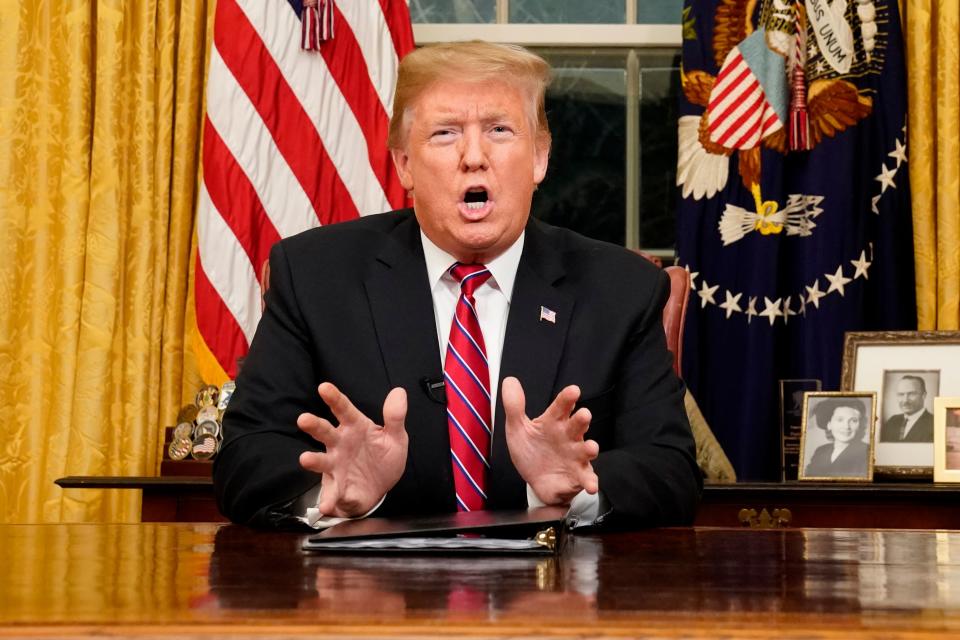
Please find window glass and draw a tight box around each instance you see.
[531,51,627,246]
[637,51,681,252]
[510,0,625,24]
[637,0,683,24]
[409,0,495,23]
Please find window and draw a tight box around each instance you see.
[411,0,683,258]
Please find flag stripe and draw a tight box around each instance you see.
[709,57,752,110]
[206,49,321,237]
[216,0,359,223]
[197,184,262,343]
[337,0,399,114]
[195,0,414,379]
[195,257,250,381]
[710,82,761,139]
[717,91,764,147]
[238,0,392,218]
[377,0,415,65]
[202,118,282,273]
[319,3,406,205]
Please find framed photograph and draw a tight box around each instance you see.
[798,392,877,482]
[841,331,960,478]
[933,397,960,483]
[779,379,822,481]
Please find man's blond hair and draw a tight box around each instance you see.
[387,40,552,150]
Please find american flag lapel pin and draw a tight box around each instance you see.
[539,305,556,324]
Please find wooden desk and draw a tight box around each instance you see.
[698,482,960,529]
[55,476,224,523]
[2,524,960,638]
[56,476,960,528]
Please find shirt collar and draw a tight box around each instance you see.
[420,230,525,302]
[904,408,925,422]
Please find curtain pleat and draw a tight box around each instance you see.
[0,1,208,523]
[905,0,960,329]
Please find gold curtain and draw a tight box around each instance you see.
[905,0,960,329]
[0,1,210,523]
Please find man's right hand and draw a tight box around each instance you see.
[297,383,409,518]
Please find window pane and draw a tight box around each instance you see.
[511,0,625,24]
[637,50,681,252]
[531,51,627,246]
[409,0,495,23]
[637,0,682,24]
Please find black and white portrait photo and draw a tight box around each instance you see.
[880,371,939,443]
[799,393,876,481]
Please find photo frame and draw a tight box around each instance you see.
[798,391,877,482]
[841,331,960,477]
[779,379,822,481]
[933,397,960,483]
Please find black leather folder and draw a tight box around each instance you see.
[301,505,567,555]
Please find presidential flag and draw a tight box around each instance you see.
[194,0,414,382]
[676,0,915,479]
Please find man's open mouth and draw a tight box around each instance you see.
[463,188,489,210]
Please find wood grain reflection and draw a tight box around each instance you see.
[2,524,960,637]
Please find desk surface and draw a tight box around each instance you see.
[2,524,960,639]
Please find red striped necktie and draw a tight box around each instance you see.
[445,263,493,512]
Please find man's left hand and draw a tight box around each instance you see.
[502,376,600,506]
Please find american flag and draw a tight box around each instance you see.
[194,0,414,381]
[707,31,785,149]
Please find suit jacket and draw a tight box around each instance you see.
[880,410,934,443]
[804,441,871,478]
[213,210,702,529]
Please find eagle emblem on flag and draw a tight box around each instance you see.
[675,0,914,481]
[678,0,885,245]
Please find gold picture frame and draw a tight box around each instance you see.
[798,391,877,482]
[840,331,960,478]
[933,397,960,483]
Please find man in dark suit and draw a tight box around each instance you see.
[213,41,701,530]
[880,375,934,442]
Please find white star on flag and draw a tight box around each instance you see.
[718,290,743,318]
[825,266,853,296]
[782,296,796,324]
[806,279,827,308]
[851,251,872,279]
[759,297,782,325]
[871,194,882,215]
[745,296,758,324]
[875,163,897,193]
[697,280,719,308]
[888,139,907,166]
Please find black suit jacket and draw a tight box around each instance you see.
[213,210,701,528]
[880,410,934,443]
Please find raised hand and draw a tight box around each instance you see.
[297,383,409,517]
[501,376,600,506]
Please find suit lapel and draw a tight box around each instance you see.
[489,220,574,508]
[364,215,453,510]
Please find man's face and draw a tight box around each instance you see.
[391,79,549,264]
[896,378,925,414]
